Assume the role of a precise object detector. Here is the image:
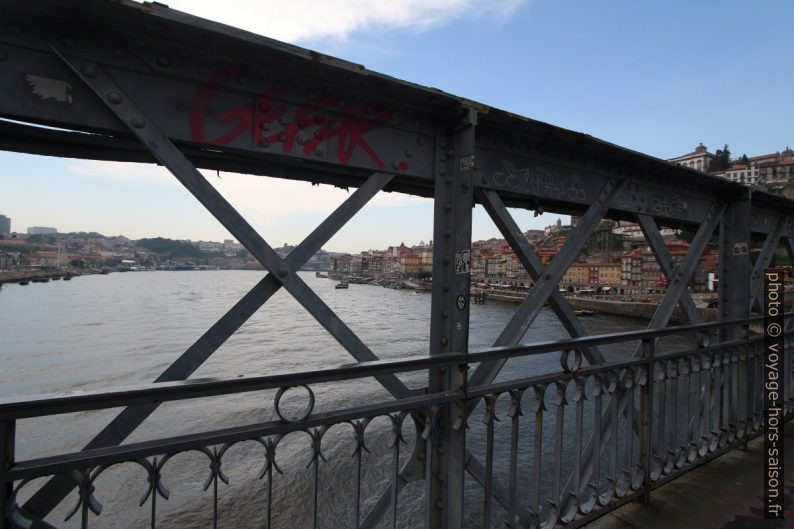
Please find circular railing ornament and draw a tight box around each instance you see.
[560,348,582,373]
[274,385,315,423]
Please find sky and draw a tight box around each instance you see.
[1,0,792,252]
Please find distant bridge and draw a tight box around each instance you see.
[0,1,791,528]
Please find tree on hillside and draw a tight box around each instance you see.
[26,234,57,244]
[709,144,731,171]
[137,237,200,259]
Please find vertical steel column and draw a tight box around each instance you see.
[427,108,476,529]
[0,420,14,529]
[718,192,751,432]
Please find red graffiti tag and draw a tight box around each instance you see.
[189,65,252,145]
[190,66,396,170]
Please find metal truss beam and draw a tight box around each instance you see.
[25,54,402,518]
[468,178,624,390]
[749,216,785,312]
[55,51,410,399]
[749,197,794,237]
[635,202,724,345]
[477,188,605,365]
[718,194,752,341]
[716,197,752,438]
[783,236,794,266]
[25,171,398,518]
[464,188,625,516]
[636,214,704,325]
[2,1,794,236]
[560,202,723,516]
[426,110,476,529]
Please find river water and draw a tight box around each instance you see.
[0,271,659,528]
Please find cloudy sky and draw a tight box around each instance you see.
[1,0,792,251]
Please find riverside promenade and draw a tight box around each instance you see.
[586,420,793,529]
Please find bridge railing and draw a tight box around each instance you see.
[1,314,791,529]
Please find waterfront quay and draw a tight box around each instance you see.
[0,269,81,284]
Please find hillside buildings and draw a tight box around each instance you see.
[0,214,10,237]
[668,144,794,197]
[332,242,433,278]
[620,241,717,294]
[668,143,714,173]
[328,222,719,295]
[27,226,57,235]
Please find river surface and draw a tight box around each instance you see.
[0,271,668,528]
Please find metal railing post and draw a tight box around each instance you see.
[0,420,15,529]
[640,338,655,503]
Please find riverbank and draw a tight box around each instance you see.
[477,289,720,323]
[566,297,718,323]
[0,269,88,283]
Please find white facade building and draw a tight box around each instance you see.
[668,144,793,190]
[27,226,57,235]
[668,143,714,173]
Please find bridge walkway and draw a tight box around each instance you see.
[586,421,793,529]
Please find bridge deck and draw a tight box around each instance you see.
[586,420,793,529]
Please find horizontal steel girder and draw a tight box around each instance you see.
[0,0,793,234]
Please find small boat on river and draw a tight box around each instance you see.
[335,277,349,289]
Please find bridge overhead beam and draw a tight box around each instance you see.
[1,1,793,238]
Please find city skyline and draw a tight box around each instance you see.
[0,216,559,255]
[1,0,792,251]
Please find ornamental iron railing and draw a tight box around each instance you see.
[1,315,791,528]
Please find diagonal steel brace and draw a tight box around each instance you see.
[559,202,724,514]
[636,214,705,326]
[53,51,410,400]
[477,188,606,366]
[748,216,785,312]
[468,178,625,392]
[24,52,407,520]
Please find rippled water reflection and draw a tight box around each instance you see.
[1,271,660,528]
